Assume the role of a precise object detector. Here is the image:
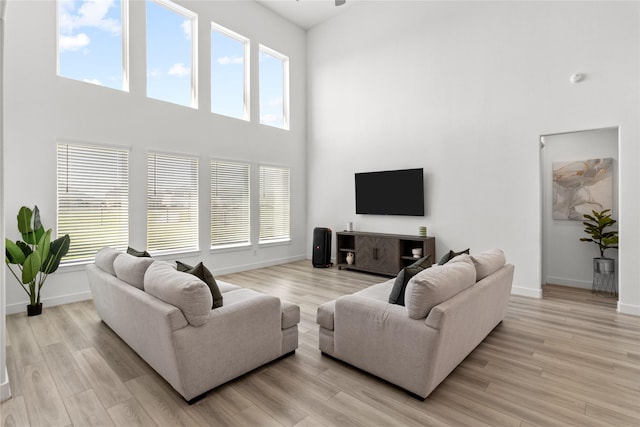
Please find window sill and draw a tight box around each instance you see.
[258,238,291,248]
[210,242,251,253]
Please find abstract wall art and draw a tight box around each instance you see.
[552,158,613,220]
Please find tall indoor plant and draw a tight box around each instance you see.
[5,206,71,316]
[579,209,618,293]
[580,208,618,257]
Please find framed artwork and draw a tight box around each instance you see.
[552,158,613,220]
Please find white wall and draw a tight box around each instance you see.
[541,128,619,290]
[306,1,640,312]
[3,0,307,313]
[0,0,9,403]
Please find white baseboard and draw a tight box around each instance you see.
[511,285,542,299]
[1,367,11,403]
[545,276,593,290]
[617,302,640,317]
[5,291,93,315]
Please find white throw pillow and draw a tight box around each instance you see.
[144,261,212,327]
[405,257,476,320]
[113,253,155,290]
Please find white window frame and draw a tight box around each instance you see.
[210,159,251,249]
[146,0,198,108]
[211,22,250,121]
[56,0,130,92]
[146,152,199,255]
[57,141,130,265]
[259,44,290,130]
[259,165,291,245]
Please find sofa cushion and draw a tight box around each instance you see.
[144,261,212,327]
[127,246,151,257]
[217,280,242,293]
[281,300,300,330]
[354,279,395,301]
[471,248,506,281]
[388,254,432,306]
[176,261,223,309]
[113,253,155,290]
[94,246,120,276]
[405,256,476,319]
[437,248,470,265]
[317,300,336,330]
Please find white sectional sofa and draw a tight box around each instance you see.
[86,247,300,402]
[317,249,514,399]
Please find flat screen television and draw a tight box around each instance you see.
[355,168,424,216]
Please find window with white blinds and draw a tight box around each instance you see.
[211,160,250,248]
[147,153,199,254]
[259,166,290,243]
[57,143,129,263]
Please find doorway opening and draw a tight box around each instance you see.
[540,127,619,303]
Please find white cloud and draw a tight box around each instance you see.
[268,97,283,108]
[168,63,190,77]
[148,69,163,79]
[83,78,103,86]
[261,114,281,125]
[181,20,191,40]
[217,55,243,66]
[59,33,91,52]
[59,0,121,36]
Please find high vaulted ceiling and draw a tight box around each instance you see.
[256,0,353,30]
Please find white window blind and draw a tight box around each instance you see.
[211,160,250,247]
[259,166,290,243]
[147,153,199,254]
[57,143,129,263]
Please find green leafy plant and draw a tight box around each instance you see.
[579,209,618,258]
[5,206,71,307]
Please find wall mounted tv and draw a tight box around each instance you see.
[355,168,424,216]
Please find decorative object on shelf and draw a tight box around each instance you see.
[552,158,613,220]
[412,248,423,258]
[346,221,353,232]
[419,226,427,237]
[5,206,71,316]
[346,252,354,265]
[579,209,618,295]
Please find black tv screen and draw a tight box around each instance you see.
[355,168,424,216]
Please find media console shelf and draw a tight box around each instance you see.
[336,231,436,277]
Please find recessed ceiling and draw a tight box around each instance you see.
[256,0,352,30]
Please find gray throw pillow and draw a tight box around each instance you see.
[127,246,151,257]
[388,254,432,306]
[176,261,223,309]
[438,248,470,265]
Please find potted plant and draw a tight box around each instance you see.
[5,206,71,316]
[579,209,618,293]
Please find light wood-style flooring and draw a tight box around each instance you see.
[2,261,639,426]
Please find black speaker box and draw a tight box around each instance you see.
[312,227,332,268]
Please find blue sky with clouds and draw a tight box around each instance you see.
[58,0,123,89]
[58,0,286,126]
[211,28,245,119]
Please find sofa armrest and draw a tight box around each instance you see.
[422,264,514,395]
[333,294,439,397]
[281,299,300,330]
[171,289,284,400]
